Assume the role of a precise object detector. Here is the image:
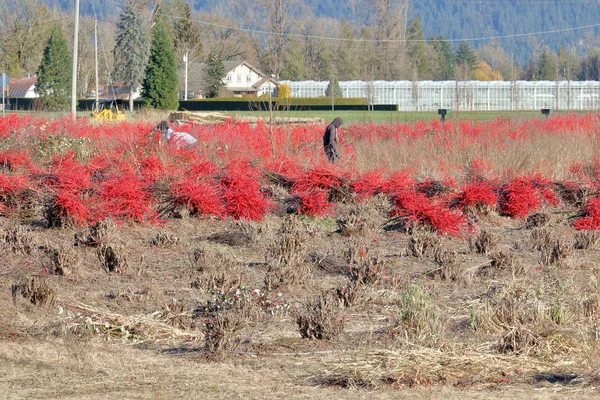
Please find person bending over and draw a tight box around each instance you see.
[154,120,197,148]
[323,117,343,163]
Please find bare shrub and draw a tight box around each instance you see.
[530,227,552,251]
[408,231,440,258]
[187,246,208,271]
[296,293,345,340]
[96,243,128,273]
[473,230,496,255]
[11,277,55,306]
[203,312,246,359]
[264,216,311,289]
[574,230,600,250]
[0,226,36,255]
[431,244,460,281]
[472,285,544,333]
[195,284,253,357]
[266,216,307,266]
[490,251,525,277]
[335,282,361,308]
[150,230,179,247]
[74,219,118,247]
[540,239,573,267]
[45,244,80,276]
[348,256,385,286]
[44,199,71,228]
[336,211,365,237]
[583,296,599,320]
[497,325,542,355]
[525,212,550,229]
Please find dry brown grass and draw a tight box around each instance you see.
[351,130,598,179]
[3,192,600,398]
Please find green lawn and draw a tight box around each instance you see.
[3,108,592,125]
[227,109,587,124]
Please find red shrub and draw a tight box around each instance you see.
[380,170,416,196]
[291,187,333,217]
[220,162,271,220]
[186,160,219,179]
[0,150,35,172]
[391,191,467,236]
[573,196,600,230]
[171,179,224,217]
[54,190,91,225]
[498,179,541,218]
[351,170,385,201]
[455,180,498,209]
[294,165,350,192]
[140,155,165,182]
[0,173,29,198]
[97,174,156,223]
[0,173,31,215]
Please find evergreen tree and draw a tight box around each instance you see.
[455,41,477,79]
[537,49,556,80]
[113,0,151,112]
[174,3,202,56]
[406,17,429,79]
[429,35,455,80]
[142,18,179,110]
[35,24,72,111]
[579,49,600,81]
[325,76,342,97]
[203,48,224,98]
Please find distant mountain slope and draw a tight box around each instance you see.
[39,0,600,64]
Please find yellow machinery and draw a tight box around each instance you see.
[91,99,126,121]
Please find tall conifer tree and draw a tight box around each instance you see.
[142,18,179,110]
[113,0,150,112]
[35,24,72,111]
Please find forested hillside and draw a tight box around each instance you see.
[37,0,600,65]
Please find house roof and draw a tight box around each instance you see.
[252,77,280,89]
[8,77,37,97]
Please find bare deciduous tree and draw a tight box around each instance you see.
[0,0,53,77]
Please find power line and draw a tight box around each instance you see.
[99,0,600,45]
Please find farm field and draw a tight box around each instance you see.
[227,109,585,125]
[2,112,600,398]
[7,108,590,125]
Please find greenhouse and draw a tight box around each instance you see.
[280,80,600,111]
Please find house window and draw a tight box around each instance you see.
[246,75,252,83]
[226,75,232,82]
[237,74,241,83]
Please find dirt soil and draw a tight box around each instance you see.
[1,197,600,399]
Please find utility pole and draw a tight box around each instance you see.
[71,0,80,118]
[184,49,188,101]
[95,19,99,110]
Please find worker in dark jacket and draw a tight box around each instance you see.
[323,117,343,163]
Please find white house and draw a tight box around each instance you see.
[221,60,279,97]
[8,77,38,98]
